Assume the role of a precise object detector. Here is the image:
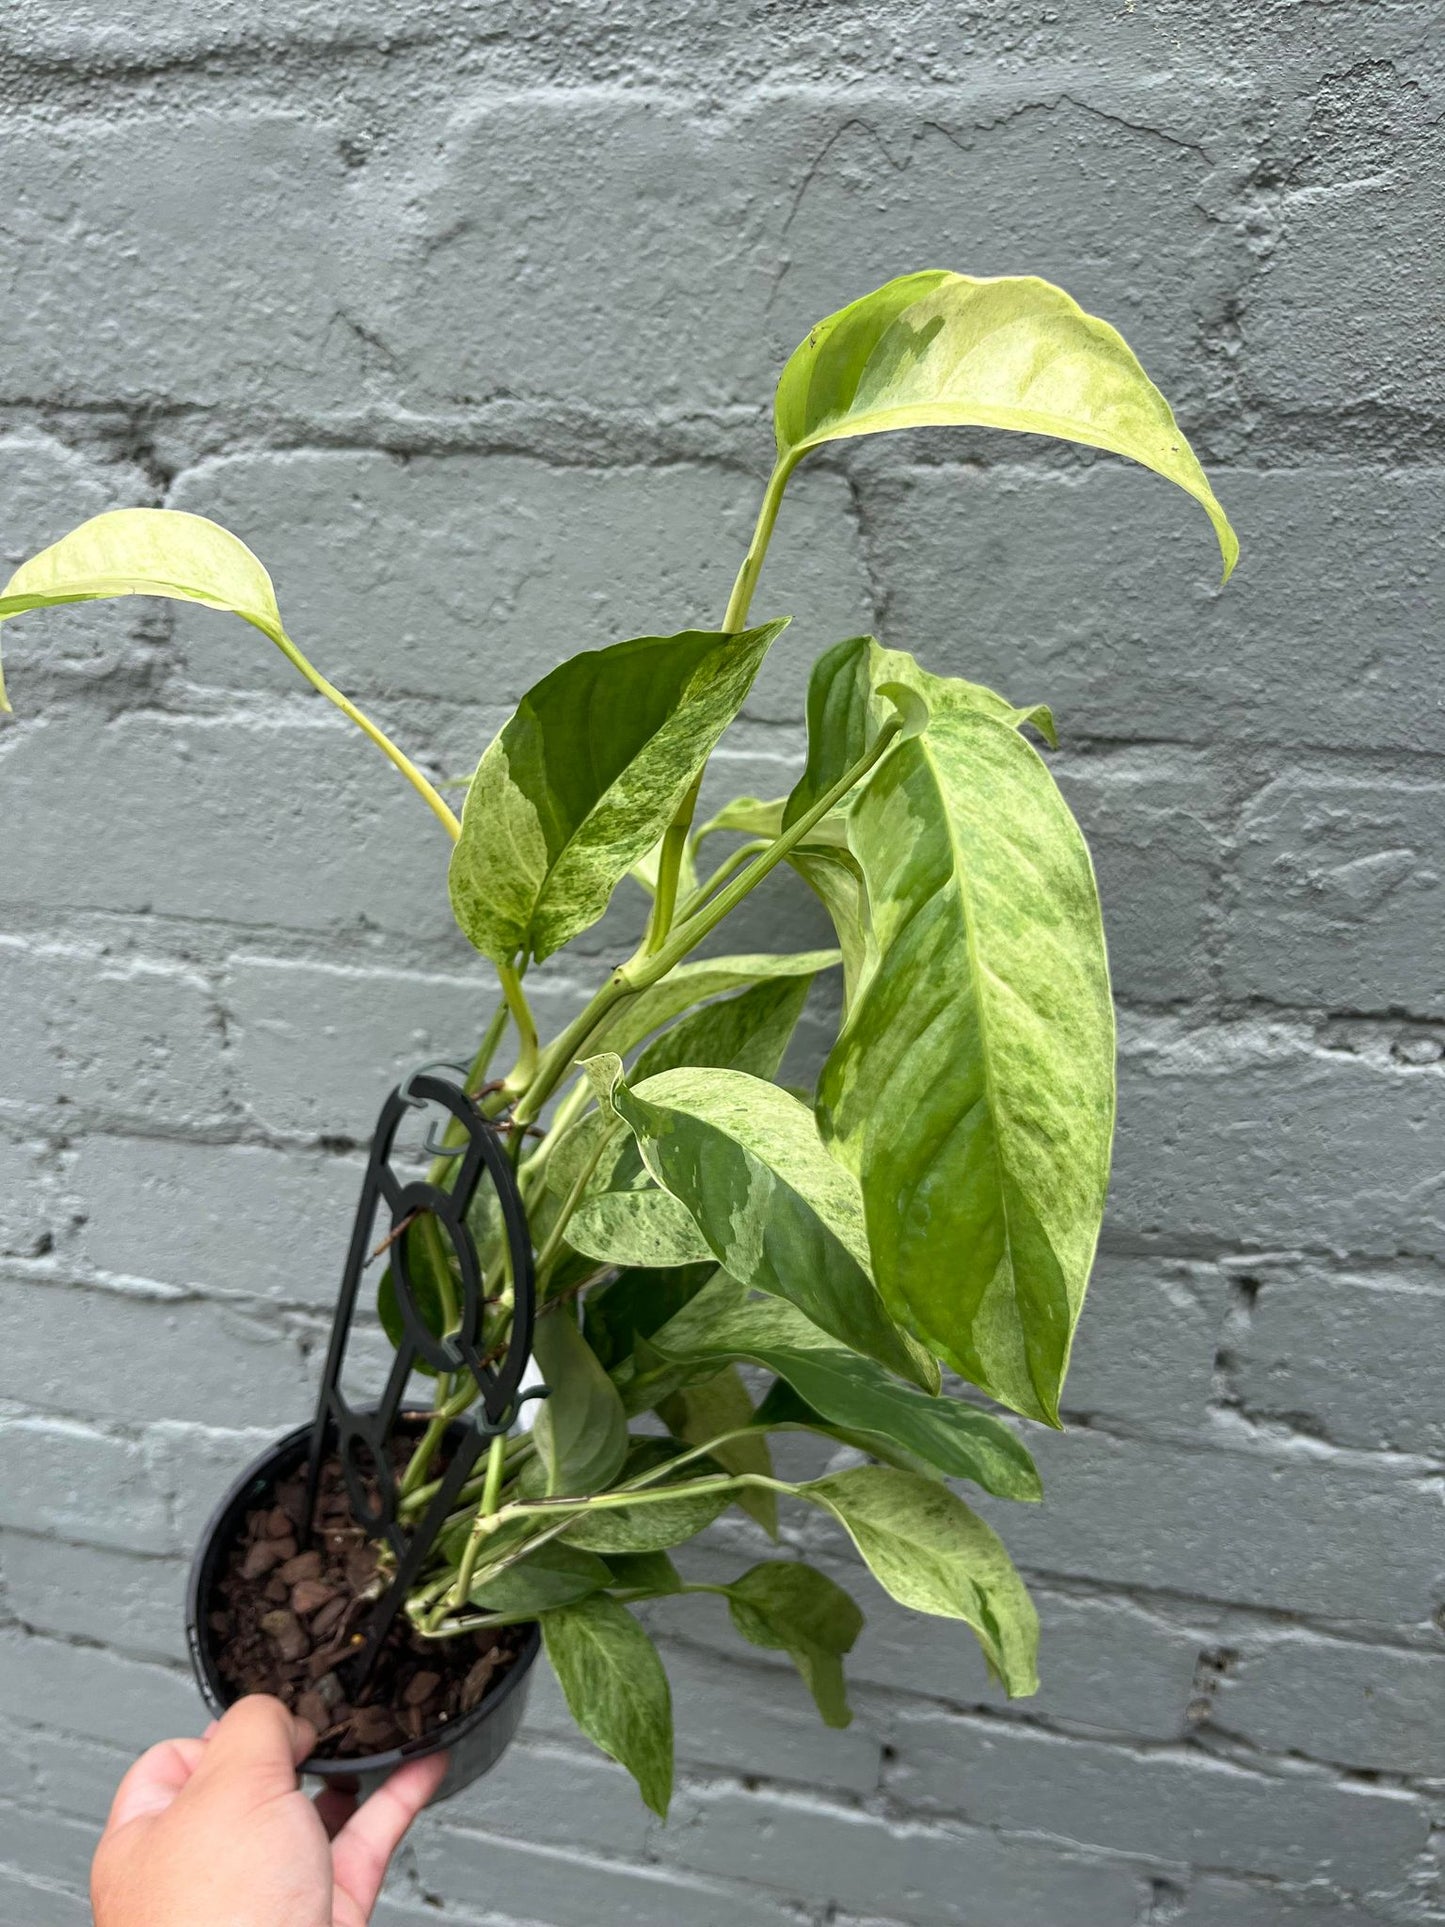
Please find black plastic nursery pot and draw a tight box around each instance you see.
[186,1415,541,1803]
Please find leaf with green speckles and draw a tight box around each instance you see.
[590,948,839,1064]
[449,621,787,963]
[723,1561,863,1727]
[542,1595,673,1816]
[650,1288,1040,1502]
[776,271,1236,578]
[816,653,1114,1426]
[802,1464,1038,1697]
[585,1055,937,1391]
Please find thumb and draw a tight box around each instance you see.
[185,1695,315,1805]
[102,1737,209,1837]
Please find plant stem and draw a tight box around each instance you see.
[642,797,695,956]
[444,1430,510,1617]
[510,965,638,1127]
[496,958,539,1095]
[271,628,462,839]
[514,719,900,1125]
[533,1131,612,1295]
[398,1371,484,1500]
[722,456,797,635]
[397,1400,450,1501]
[516,1075,591,1198]
[401,1430,533,1520]
[424,1579,727,1638]
[390,1003,522,1499]
[676,838,770,921]
[618,1425,763,1490]
[412,1469,804,1631]
[641,454,799,954]
[638,716,903,980]
[494,1469,799,1527]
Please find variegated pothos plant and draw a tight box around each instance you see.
[0,272,1236,1815]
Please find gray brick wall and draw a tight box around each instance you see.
[0,6,1440,1924]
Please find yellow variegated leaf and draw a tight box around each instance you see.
[775,271,1236,578]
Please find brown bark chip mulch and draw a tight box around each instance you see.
[208,1451,524,1760]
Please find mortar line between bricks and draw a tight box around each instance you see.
[437,1738,1173,1873]
[640,1626,1428,1789]
[5,1251,1445,1464]
[3,1618,193,1677]
[5,1612,1442,1861]
[9,903,1445,1043]
[5,1244,1443,1461]
[19,683,1445,784]
[1,390,1444,470]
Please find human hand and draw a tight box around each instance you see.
[91,1694,447,1927]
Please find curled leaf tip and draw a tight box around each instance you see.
[876,679,931,742]
[778,269,1239,587]
[578,1051,625,1113]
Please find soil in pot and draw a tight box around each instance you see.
[207,1447,525,1761]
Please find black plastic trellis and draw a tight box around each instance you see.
[302,1068,538,1689]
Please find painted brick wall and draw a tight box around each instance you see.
[0,6,1441,1924]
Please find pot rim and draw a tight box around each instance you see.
[185,1412,540,1782]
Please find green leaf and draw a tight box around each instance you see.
[694,795,786,842]
[817,668,1114,1426]
[786,635,877,829]
[592,950,839,1063]
[469,1541,612,1614]
[790,841,873,1013]
[657,1363,778,1538]
[753,1379,997,1493]
[449,621,787,963]
[775,271,1236,578]
[783,639,1060,1017]
[651,1291,1040,1502]
[550,1122,717,1270]
[787,635,1054,834]
[536,1115,693,1271]
[605,1550,684,1596]
[584,1263,718,1374]
[569,1186,717,1269]
[589,1056,937,1391]
[723,1561,863,1728]
[542,1595,674,1816]
[532,1312,630,1498]
[632,972,818,1085]
[561,1440,732,1553]
[803,1465,1038,1697]
[0,508,289,709]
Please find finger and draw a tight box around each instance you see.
[102,1736,209,1835]
[313,1785,358,1840]
[186,1694,316,1803]
[330,1752,447,1917]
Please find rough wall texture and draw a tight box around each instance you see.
[0,4,1442,1924]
